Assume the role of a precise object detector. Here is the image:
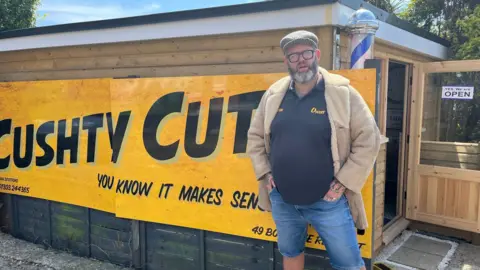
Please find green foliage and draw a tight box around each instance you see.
[365,0,408,15]
[0,0,41,31]
[398,0,477,59]
[397,1,479,144]
[456,5,480,60]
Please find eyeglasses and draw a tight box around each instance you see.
[286,50,315,63]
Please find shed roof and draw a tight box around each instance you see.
[0,0,449,59]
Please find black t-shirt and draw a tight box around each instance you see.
[269,79,334,205]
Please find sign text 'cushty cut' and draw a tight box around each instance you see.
[0,91,264,170]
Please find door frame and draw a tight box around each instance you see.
[382,59,413,230]
[405,60,480,232]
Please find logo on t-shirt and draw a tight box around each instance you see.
[311,107,325,115]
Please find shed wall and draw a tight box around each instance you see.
[0,26,365,269]
[0,27,333,82]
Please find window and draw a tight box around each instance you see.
[420,71,480,170]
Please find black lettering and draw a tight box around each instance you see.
[359,243,366,249]
[184,98,223,158]
[179,185,193,201]
[131,180,139,195]
[178,185,221,205]
[215,189,223,206]
[230,191,241,208]
[98,173,103,187]
[465,92,471,98]
[108,176,114,189]
[106,111,131,163]
[247,193,258,210]
[13,124,34,168]
[143,92,184,161]
[199,187,209,203]
[116,179,125,193]
[0,119,12,170]
[82,113,104,163]
[138,181,153,197]
[239,192,249,209]
[158,183,165,198]
[36,121,55,167]
[191,186,199,201]
[207,189,215,204]
[57,118,80,165]
[99,175,115,189]
[227,91,264,154]
[163,183,173,198]
[306,235,314,244]
[315,236,322,245]
[123,180,132,194]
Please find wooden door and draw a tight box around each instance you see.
[406,60,480,233]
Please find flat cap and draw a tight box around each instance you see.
[280,30,318,54]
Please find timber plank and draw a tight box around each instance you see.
[147,251,198,270]
[90,235,131,255]
[206,250,270,270]
[91,246,132,267]
[91,225,132,243]
[52,238,89,256]
[0,62,285,81]
[0,47,284,74]
[147,223,199,246]
[205,237,270,259]
[90,210,131,232]
[0,28,311,63]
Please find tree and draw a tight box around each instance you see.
[365,0,408,15]
[456,5,480,60]
[0,0,41,31]
[399,0,477,58]
[397,0,480,144]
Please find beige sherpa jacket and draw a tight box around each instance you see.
[246,66,381,230]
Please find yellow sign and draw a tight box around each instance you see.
[0,69,376,258]
[0,79,116,212]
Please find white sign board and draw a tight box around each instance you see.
[442,86,474,99]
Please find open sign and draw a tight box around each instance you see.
[442,86,474,99]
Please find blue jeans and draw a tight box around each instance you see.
[269,188,365,270]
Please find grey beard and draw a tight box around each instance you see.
[288,62,318,84]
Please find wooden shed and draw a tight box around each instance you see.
[1,0,478,269]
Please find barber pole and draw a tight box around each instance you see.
[347,7,379,69]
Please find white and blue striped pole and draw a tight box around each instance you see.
[347,8,379,69]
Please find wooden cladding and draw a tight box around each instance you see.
[420,141,480,170]
[0,27,333,81]
[418,177,479,221]
[413,165,480,232]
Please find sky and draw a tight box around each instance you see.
[35,0,263,27]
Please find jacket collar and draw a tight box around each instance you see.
[269,66,350,95]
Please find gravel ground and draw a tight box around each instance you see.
[0,232,130,270]
[1,229,479,270]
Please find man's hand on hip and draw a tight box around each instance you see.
[323,178,346,202]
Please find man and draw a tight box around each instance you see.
[247,30,381,270]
